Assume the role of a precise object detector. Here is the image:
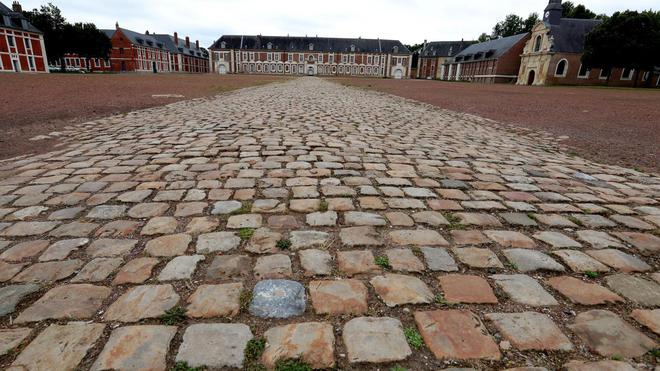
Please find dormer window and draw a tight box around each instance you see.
[350,44,355,52]
[393,46,399,54]
[267,42,273,50]
[309,43,314,51]
[220,41,226,48]
[533,35,542,52]
[448,46,453,56]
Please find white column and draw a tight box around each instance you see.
[448,65,453,80]
[439,65,445,80]
[455,63,461,81]
[407,55,413,78]
[39,35,49,73]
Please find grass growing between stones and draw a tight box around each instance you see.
[160,306,186,325]
[240,290,253,312]
[404,327,424,350]
[584,271,599,279]
[232,202,252,215]
[375,256,391,270]
[276,239,292,250]
[318,200,329,212]
[239,228,256,240]
[245,338,266,362]
[274,359,313,371]
[391,367,408,371]
[443,213,466,230]
[170,361,202,371]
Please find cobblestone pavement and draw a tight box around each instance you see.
[0,77,658,371]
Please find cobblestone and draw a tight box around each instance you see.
[0,77,658,370]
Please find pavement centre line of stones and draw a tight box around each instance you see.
[0,77,658,371]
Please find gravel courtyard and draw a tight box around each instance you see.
[0,77,658,370]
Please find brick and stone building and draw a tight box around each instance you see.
[0,1,48,73]
[417,40,473,79]
[50,53,111,72]
[102,24,208,73]
[441,33,529,83]
[209,35,412,79]
[518,0,660,87]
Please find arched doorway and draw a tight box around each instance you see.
[307,66,315,76]
[527,70,535,85]
[218,64,227,74]
[393,68,403,79]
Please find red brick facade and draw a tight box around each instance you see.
[50,53,111,72]
[0,27,47,72]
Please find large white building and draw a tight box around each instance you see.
[209,35,412,79]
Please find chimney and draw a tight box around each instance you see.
[174,32,178,45]
[185,36,190,48]
[195,40,199,50]
[544,0,563,25]
[12,1,22,13]
[115,21,119,30]
[145,30,149,35]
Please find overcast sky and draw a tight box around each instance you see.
[19,0,657,47]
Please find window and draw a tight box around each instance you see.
[242,52,247,60]
[533,35,542,52]
[393,46,399,54]
[318,53,323,63]
[329,54,334,64]
[267,53,272,61]
[367,55,373,65]
[577,64,590,78]
[341,54,347,63]
[374,56,379,65]
[555,59,567,77]
[28,56,35,70]
[642,71,650,81]
[274,53,280,62]
[309,43,314,51]
[621,68,634,80]
[599,68,611,80]
[249,52,255,61]
[24,38,31,51]
[287,53,293,62]
[7,35,15,47]
[299,53,304,62]
[350,44,355,52]
[220,41,226,48]
[267,42,272,50]
[119,47,124,55]
[349,55,355,64]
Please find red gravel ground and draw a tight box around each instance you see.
[332,77,660,174]
[0,73,287,160]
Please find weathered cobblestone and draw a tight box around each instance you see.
[0,78,658,370]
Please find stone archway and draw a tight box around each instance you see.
[527,70,536,85]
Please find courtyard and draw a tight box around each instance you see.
[0,77,658,370]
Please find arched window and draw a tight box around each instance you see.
[533,35,542,52]
[220,41,226,49]
[555,59,568,77]
[350,44,356,52]
[267,42,273,50]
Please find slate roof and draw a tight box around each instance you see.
[153,34,208,58]
[453,33,528,62]
[0,1,42,33]
[420,41,474,58]
[210,35,411,54]
[105,27,168,50]
[547,18,602,53]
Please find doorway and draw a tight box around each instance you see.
[307,66,315,76]
[527,70,536,85]
[393,68,403,79]
[12,59,20,72]
[152,62,158,73]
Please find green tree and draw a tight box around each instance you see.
[491,13,538,39]
[562,1,598,19]
[582,10,660,87]
[478,33,491,42]
[23,3,110,70]
[23,3,66,65]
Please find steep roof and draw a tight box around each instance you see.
[101,27,168,51]
[0,1,42,33]
[210,35,411,54]
[153,34,207,58]
[547,18,602,53]
[454,33,528,62]
[420,41,474,58]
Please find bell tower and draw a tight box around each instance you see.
[544,0,563,25]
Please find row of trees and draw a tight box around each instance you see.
[478,1,603,41]
[583,10,660,87]
[22,3,110,70]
